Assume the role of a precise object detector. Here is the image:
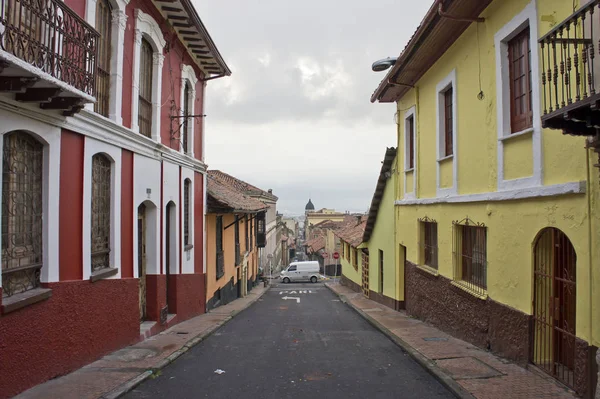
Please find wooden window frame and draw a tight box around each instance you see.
[94,0,112,117]
[138,38,154,138]
[182,82,191,153]
[508,26,533,134]
[444,87,453,156]
[183,179,190,248]
[407,115,415,170]
[420,219,438,269]
[216,215,224,279]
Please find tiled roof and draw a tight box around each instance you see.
[363,147,396,243]
[209,170,278,201]
[334,216,368,247]
[304,236,325,254]
[207,170,268,213]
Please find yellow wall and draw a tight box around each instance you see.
[366,169,400,300]
[340,239,361,287]
[392,0,599,344]
[206,213,258,302]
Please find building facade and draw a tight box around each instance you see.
[371,0,600,395]
[0,0,229,396]
[205,171,264,310]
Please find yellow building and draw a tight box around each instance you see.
[205,171,266,310]
[371,0,600,396]
[305,205,346,239]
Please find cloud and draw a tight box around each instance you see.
[194,0,431,214]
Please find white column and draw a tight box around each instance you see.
[109,9,127,125]
[151,52,164,142]
[131,28,142,133]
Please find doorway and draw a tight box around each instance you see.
[165,201,176,313]
[532,227,577,389]
[138,203,147,322]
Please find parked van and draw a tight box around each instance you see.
[280,261,320,283]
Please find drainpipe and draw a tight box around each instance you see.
[437,0,485,23]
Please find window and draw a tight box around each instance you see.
[216,215,224,278]
[407,115,415,169]
[182,82,191,153]
[453,219,487,295]
[508,27,533,133]
[379,250,384,293]
[244,215,249,252]
[346,244,350,261]
[183,179,190,247]
[234,217,240,265]
[420,219,438,269]
[288,265,297,272]
[138,38,154,138]
[443,88,453,156]
[352,249,358,270]
[91,154,111,272]
[1,132,43,297]
[95,0,112,117]
[341,241,345,257]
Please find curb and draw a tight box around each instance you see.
[325,283,475,399]
[103,285,270,399]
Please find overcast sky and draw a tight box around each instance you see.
[194,0,431,216]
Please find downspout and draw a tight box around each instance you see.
[437,0,485,23]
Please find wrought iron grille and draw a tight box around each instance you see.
[138,38,153,138]
[234,217,240,265]
[0,0,99,96]
[94,0,111,116]
[91,153,111,272]
[452,218,487,295]
[532,228,577,389]
[361,251,369,298]
[2,132,43,297]
[183,179,190,246]
[539,1,599,121]
[216,215,224,278]
[419,217,438,269]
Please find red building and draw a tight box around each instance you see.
[0,0,229,396]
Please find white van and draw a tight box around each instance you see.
[280,261,320,283]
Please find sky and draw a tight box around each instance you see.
[193,0,432,216]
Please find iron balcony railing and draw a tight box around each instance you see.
[539,1,600,128]
[0,0,99,96]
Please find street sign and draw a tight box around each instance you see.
[333,252,339,259]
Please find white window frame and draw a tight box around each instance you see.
[0,113,61,288]
[181,168,195,274]
[436,69,457,197]
[84,0,129,123]
[494,0,542,191]
[131,9,166,142]
[180,64,198,157]
[82,138,122,280]
[403,106,417,200]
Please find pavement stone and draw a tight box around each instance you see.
[14,284,270,399]
[326,282,577,399]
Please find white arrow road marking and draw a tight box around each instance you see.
[282,296,300,303]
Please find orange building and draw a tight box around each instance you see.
[205,171,267,310]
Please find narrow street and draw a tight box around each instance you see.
[125,282,453,399]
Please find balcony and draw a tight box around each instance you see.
[0,0,99,115]
[539,1,600,136]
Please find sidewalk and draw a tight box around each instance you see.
[15,284,270,399]
[326,282,577,399]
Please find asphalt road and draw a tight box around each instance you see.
[125,282,453,399]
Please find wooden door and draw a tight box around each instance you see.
[532,228,577,389]
[138,203,147,322]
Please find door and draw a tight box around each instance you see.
[287,265,298,281]
[138,203,147,322]
[165,202,175,313]
[362,251,370,298]
[532,228,577,389]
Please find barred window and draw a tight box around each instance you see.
[183,179,190,246]
[216,215,224,278]
[2,132,43,297]
[182,82,191,153]
[453,219,487,295]
[91,154,111,272]
[443,87,453,156]
[352,248,358,270]
[508,26,533,133]
[419,218,438,269]
[95,0,112,117]
[138,38,154,138]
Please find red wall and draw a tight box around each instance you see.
[0,279,139,399]
[59,130,84,281]
[121,150,134,278]
[167,274,205,321]
[194,172,204,274]
[194,83,205,161]
[145,274,166,321]
[63,0,85,19]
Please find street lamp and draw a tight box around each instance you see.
[371,57,397,72]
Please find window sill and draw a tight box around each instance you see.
[216,273,224,280]
[405,168,415,173]
[499,128,533,142]
[416,264,439,277]
[437,154,453,163]
[184,244,194,251]
[90,267,118,283]
[450,280,488,300]
[1,288,52,315]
